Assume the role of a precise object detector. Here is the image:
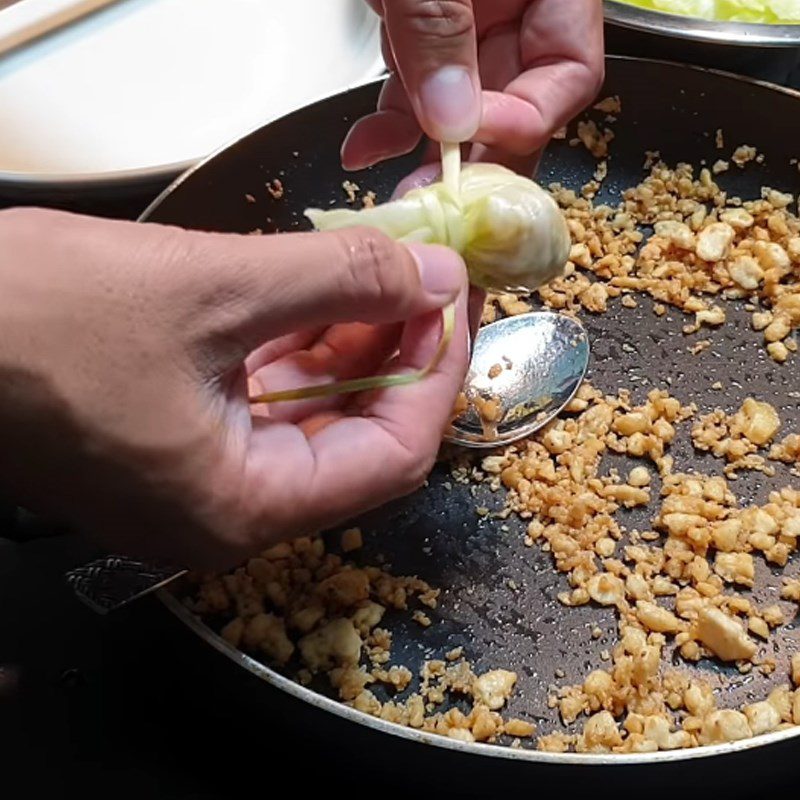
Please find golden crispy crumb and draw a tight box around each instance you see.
[594,96,622,115]
[694,607,757,662]
[505,719,536,737]
[575,119,614,159]
[342,180,360,203]
[538,732,576,752]
[699,710,752,744]
[692,399,781,475]
[473,670,517,710]
[689,339,711,355]
[732,145,757,168]
[341,527,363,553]
[412,610,432,628]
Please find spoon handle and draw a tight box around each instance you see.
[66,556,185,615]
[0,0,119,57]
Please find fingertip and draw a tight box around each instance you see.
[340,112,422,171]
[340,121,377,172]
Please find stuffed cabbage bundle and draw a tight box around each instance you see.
[305,163,570,293]
[251,155,569,406]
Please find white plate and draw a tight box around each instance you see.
[0,0,384,188]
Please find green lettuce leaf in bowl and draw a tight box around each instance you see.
[616,0,800,22]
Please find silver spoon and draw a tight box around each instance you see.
[446,311,590,449]
[66,312,589,612]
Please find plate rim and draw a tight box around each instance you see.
[0,3,384,190]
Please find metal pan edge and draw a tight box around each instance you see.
[157,588,800,766]
[145,55,800,766]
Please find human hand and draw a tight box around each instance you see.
[343,0,605,176]
[0,208,468,568]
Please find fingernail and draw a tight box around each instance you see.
[418,66,480,143]
[407,243,465,300]
[391,163,442,200]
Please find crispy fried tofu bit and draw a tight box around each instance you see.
[299,618,362,671]
[695,607,757,662]
[473,670,517,710]
[699,710,753,744]
[696,223,734,262]
[738,399,780,446]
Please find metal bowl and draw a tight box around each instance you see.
[605,1,800,47]
[604,2,800,82]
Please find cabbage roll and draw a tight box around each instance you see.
[305,163,570,293]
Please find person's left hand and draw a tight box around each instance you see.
[343,0,604,177]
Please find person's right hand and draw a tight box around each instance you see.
[0,208,469,568]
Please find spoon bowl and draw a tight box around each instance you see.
[446,312,590,449]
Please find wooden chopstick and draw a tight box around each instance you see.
[0,0,119,58]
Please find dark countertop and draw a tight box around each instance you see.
[4,48,800,798]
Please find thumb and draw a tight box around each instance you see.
[382,0,481,143]
[179,226,467,360]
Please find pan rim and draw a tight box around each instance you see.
[138,54,800,226]
[145,56,800,764]
[158,589,800,765]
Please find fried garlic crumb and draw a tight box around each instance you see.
[594,96,622,115]
[341,527,363,553]
[266,178,284,199]
[732,145,757,168]
[342,180,360,203]
[412,610,432,628]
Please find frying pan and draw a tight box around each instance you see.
[140,57,800,775]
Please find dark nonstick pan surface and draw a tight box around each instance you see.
[142,57,800,763]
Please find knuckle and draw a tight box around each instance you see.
[400,0,474,42]
[335,226,405,308]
